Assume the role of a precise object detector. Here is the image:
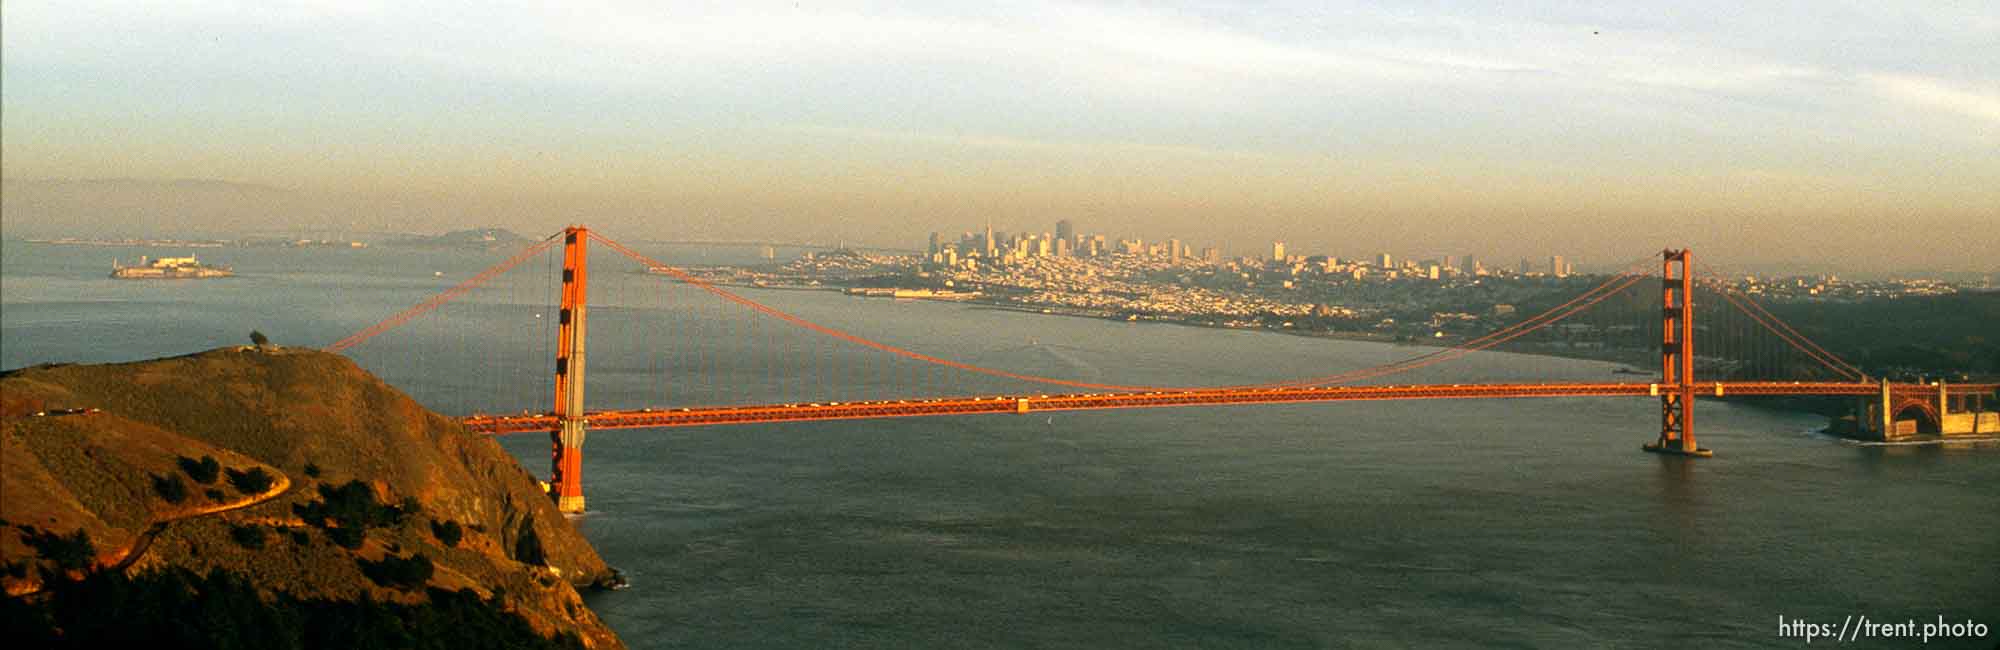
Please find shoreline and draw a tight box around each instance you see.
[951,297,1659,369]
[717,281,1678,373]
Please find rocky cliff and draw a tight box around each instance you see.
[0,346,623,648]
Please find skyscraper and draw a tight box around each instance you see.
[1271,241,1286,261]
[1549,255,1567,278]
[984,222,995,258]
[1377,252,1393,268]
[927,232,941,255]
[1056,219,1074,247]
[1169,238,1183,264]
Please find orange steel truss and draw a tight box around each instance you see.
[549,226,590,513]
[1646,249,1709,456]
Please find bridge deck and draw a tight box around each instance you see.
[460,381,1999,434]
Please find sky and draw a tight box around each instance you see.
[3,1,1997,274]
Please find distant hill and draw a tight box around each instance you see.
[382,228,536,250]
[0,347,624,648]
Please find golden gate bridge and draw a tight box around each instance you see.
[324,227,2000,513]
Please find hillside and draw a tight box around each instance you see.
[0,347,624,648]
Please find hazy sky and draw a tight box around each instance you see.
[4,1,1996,273]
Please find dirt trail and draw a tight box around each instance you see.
[6,473,294,597]
[113,472,293,572]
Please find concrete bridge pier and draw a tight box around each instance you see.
[1854,377,2000,440]
[553,418,586,513]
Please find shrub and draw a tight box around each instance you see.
[150,473,188,504]
[17,526,95,572]
[430,520,463,548]
[325,526,365,550]
[226,466,276,495]
[303,462,322,478]
[294,480,411,530]
[229,524,267,550]
[178,456,222,484]
[8,567,590,649]
[357,554,434,590]
[249,330,270,346]
[204,488,226,502]
[288,529,310,546]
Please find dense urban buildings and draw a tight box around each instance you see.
[922,220,1582,284]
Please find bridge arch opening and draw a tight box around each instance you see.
[1891,400,1942,435]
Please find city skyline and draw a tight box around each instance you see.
[925,219,1579,276]
[4,2,1998,275]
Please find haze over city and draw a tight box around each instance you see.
[4,1,1996,275]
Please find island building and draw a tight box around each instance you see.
[110,255,234,279]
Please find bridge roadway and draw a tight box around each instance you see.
[460,381,2000,435]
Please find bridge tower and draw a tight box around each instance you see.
[1646,249,1712,457]
[550,226,591,512]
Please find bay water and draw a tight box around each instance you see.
[4,240,1994,648]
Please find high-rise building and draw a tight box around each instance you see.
[1271,241,1286,261]
[1087,235,1106,257]
[1377,252,1393,268]
[1201,247,1220,263]
[1169,238,1183,264]
[1519,259,1533,275]
[1056,220,1075,247]
[928,232,941,255]
[1443,255,1458,272]
[983,223,996,258]
[1549,255,1567,278]
[1056,238,1072,257]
